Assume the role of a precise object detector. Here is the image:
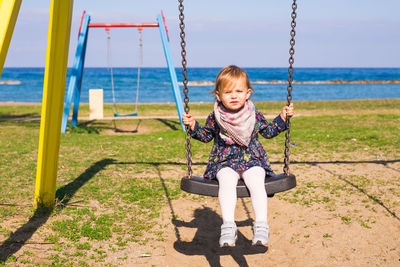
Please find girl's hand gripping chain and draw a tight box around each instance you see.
[182,113,196,131]
[280,103,294,121]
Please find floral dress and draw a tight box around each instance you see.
[189,109,287,179]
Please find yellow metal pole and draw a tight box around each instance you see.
[34,0,74,208]
[0,0,22,76]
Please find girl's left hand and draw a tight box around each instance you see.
[280,103,294,121]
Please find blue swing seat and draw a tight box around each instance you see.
[114,112,138,117]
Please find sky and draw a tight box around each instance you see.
[3,0,400,68]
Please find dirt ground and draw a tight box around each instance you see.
[1,157,399,266]
[117,159,400,267]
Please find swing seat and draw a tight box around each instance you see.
[180,173,296,198]
[114,112,138,117]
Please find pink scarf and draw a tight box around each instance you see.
[214,100,256,147]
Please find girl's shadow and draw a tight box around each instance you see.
[173,207,268,267]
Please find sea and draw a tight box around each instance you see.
[0,67,399,103]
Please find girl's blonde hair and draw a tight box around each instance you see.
[212,65,253,95]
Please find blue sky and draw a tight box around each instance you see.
[3,0,400,68]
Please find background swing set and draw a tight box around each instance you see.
[61,10,186,133]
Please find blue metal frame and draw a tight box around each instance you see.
[61,13,90,133]
[157,14,185,131]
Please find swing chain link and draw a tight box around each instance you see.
[179,0,193,178]
[284,0,297,175]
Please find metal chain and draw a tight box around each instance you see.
[135,28,143,114]
[283,0,297,175]
[106,28,118,115]
[178,0,192,178]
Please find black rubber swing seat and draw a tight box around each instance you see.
[180,173,296,198]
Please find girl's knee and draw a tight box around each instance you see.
[242,167,266,189]
[242,167,265,180]
[245,166,265,176]
[217,167,240,189]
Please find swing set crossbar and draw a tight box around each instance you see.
[88,23,159,28]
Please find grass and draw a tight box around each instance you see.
[1,98,399,118]
[0,99,399,266]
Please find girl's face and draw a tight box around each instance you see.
[216,77,251,112]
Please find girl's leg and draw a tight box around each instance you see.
[242,166,267,222]
[216,167,240,247]
[242,166,269,245]
[216,167,240,223]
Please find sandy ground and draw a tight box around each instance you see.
[118,160,400,267]
[1,158,399,266]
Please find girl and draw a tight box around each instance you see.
[182,65,294,247]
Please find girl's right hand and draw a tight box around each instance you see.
[280,103,294,121]
[182,113,196,131]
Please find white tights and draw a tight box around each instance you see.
[216,166,267,224]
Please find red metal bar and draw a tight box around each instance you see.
[88,22,158,28]
[161,10,169,41]
[78,11,86,38]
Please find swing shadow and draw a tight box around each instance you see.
[0,158,115,263]
[153,165,267,267]
[112,119,141,133]
[315,164,400,222]
[0,113,40,120]
[172,208,267,267]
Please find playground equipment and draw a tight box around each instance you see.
[1,0,73,208]
[61,11,185,133]
[0,0,22,76]
[178,0,298,197]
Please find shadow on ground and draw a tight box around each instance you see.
[112,119,141,133]
[172,208,267,267]
[153,164,267,267]
[156,118,181,131]
[0,158,398,263]
[0,158,115,263]
[0,113,40,120]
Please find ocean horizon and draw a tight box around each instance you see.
[0,67,399,104]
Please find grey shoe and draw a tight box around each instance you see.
[219,222,237,247]
[252,222,269,246]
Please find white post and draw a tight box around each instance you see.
[89,89,103,120]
